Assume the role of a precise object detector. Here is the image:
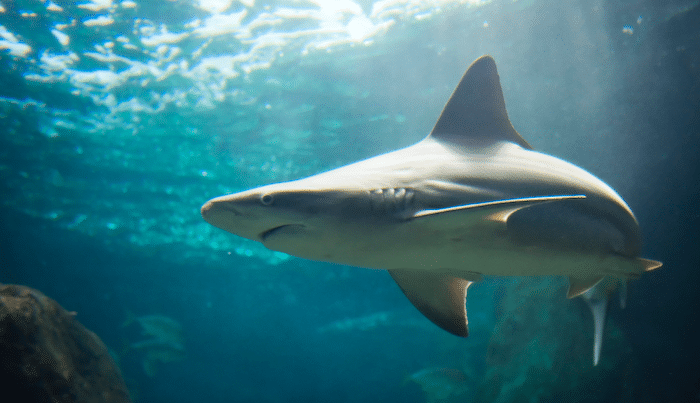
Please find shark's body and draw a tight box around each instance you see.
[201,56,661,337]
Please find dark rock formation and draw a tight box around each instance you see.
[0,284,132,403]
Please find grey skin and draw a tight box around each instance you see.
[201,56,661,338]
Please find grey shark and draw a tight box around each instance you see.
[201,55,661,338]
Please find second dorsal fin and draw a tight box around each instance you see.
[430,55,532,149]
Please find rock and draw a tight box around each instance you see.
[0,284,132,403]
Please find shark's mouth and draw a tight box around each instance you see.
[260,224,306,242]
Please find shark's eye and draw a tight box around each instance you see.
[260,194,274,206]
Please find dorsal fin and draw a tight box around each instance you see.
[430,55,532,149]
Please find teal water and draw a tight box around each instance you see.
[1,0,699,402]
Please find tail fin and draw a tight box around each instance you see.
[584,296,609,366]
[619,280,628,309]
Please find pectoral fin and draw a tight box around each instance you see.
[567,275,604,298]
[388,270,471,337]
[412,195,586,227]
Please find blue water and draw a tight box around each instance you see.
[1,0,699,402]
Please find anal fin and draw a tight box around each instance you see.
[567,275,604,298]
[388,270,471,337]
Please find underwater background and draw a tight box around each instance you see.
[1,0,698,402]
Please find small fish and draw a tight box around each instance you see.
[202,55,662,338]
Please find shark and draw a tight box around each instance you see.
[201,55,662,338]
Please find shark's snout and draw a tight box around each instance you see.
[200,200,214,219]
[201,194,300,243]
[200,198,246,235]
[201,199,240,220]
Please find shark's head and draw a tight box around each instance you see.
[201,181,371,257]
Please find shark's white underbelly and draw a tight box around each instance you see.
[287,224,644,279]
[364,244,639,278]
